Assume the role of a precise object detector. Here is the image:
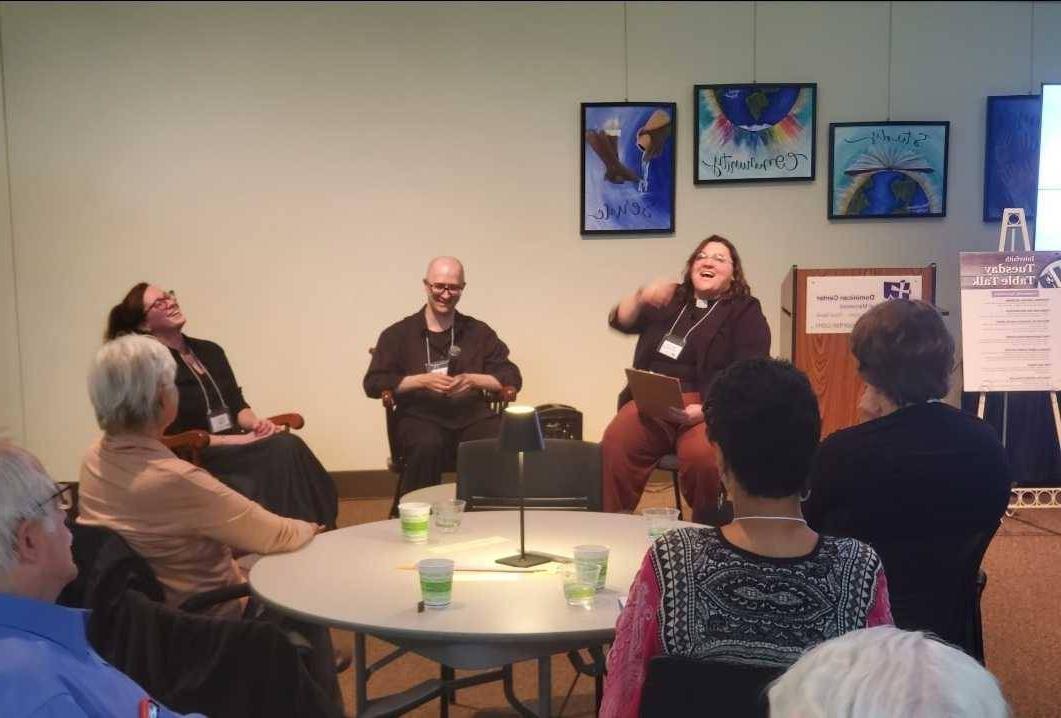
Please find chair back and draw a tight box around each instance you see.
[638,656,781,717]
[535,404,583,440]
[59,523,339,717]
[868,527,998,661]
[456,438,602,511]
[58,522,165,610]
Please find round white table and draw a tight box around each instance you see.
[250,510,696,716]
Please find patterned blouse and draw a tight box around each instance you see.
[600,527,892,718]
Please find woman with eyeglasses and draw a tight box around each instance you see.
[104,283,338,529]
[602,235,771,523]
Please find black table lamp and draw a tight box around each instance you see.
[495,405,550,568]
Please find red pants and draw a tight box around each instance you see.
[601,392,720,515]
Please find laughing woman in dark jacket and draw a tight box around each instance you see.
[601,235,770,523]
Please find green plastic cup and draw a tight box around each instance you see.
[398,502,431,543]
[417,558,454,608]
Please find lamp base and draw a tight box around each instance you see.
[496,552,552,568]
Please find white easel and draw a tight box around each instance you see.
[980,209,1061,510]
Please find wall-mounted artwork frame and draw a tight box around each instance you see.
[983,94,1040,222]
[581,102,676,236]
[694,83,816,184]
[828,121,949,220]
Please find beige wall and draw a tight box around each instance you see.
[0,18,22,447]
[1,1,1058,481]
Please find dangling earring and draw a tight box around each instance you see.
[799,487,812,502]
[717,482,728,512]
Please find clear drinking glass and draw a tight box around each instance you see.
[433,499,466,533]
[561,561,601,608]
[643,507,680,540]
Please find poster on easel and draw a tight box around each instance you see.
[960,250,1061,392]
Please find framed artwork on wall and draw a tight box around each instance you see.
[693,83,816,184]
[828,121,950,220]
[581,102,676,236]
[983,94,1040,222]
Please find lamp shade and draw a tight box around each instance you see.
[498,405,545,453]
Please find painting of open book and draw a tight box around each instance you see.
[828,121,949,219]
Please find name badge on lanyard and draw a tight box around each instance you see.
[425,359,450,376]
[208,409,233,433]
[658,334,686,359]
[656,300,717,360]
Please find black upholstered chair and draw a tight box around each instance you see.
[868,528,999,663]
[638,655,782,718]
[58,523,340,718]
[456,438,603,512]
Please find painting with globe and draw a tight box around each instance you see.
[829,121,949,219]
[694,83,816,184]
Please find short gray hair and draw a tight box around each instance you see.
[0,442,60,578]
[768,626,1010,717]
[88,334,176,433]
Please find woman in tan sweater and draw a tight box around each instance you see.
[77,333,321,619]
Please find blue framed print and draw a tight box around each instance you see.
[581,102,676,236]
[694,83,816,184]
[829,121,949,220]
[983,94,1040,222]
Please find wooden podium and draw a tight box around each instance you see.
[780,265,937,439]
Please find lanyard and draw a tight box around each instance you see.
[664,299,719,343]
[178,349,229,414]
[424,325,456,365]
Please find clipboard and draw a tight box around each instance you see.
[624,368,684,418]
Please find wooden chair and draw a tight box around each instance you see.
[162,413,305,466]
[379,382,517,519]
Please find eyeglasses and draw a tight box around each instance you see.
[146,290,178,313]
[696,252,731,264]
[37,483,75,513]
[424,281,466,295]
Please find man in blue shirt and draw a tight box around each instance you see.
[0,442,203,718]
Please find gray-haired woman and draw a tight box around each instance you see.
[78,334,320,617]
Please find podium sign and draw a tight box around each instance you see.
[805,274,925,334]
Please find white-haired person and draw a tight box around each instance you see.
[0,442,204,717]
[77,334,340,705]
[768,626,1011,717]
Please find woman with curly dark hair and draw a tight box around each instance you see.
[601,359,891,718]
[601,235,770,522]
